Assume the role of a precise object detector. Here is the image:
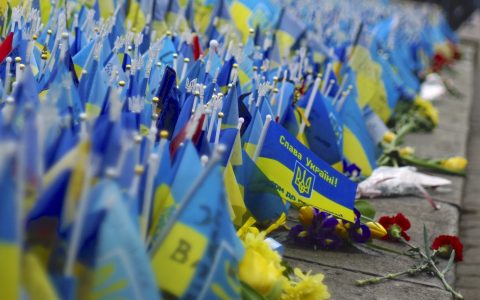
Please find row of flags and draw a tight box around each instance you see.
[0,0,458,299]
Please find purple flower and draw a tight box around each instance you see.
[289,209,343,250]
[289,224,311,247]
[344,209,371,243]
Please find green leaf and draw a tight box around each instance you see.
[281,260,294,278]
[241,281,267,300]
[423,225,431,258]
[355,200,376,220]
[442,250,456,275]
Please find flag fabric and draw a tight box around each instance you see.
[0,0,461,296]
[256,122,357,222]
[151,162,242,299]
[0,144,20,300]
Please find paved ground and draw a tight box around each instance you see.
[274,14,480,300]
[456,11,480,299]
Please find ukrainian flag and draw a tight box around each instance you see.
[0,151,20,300]
[347,24,385,110]
[296,88,344,169]
[256,122,356,222]
[151,162,240,298]
[126,0,148,32]
[274,8,306,58]
[87,180,160,300]
[339,75,378,177]
[229,0,281,43]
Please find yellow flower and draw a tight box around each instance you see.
[414,97,439,126]
[399,146,415,157]
[441,156,468,172]
[366,222,387,239]
[335,222,348,239]
[239,232,285,296]
[237,217,258,239]
[298,206,315,226]
[281,268,330,300]
[383,131,396,143]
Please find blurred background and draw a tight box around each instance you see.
[413,0,479,29]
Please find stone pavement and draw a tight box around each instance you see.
[456,11,480,299]
[272,16,480,300]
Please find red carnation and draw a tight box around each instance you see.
[432,53,449,73]
[378,213,411,241]
[431,235,463,262]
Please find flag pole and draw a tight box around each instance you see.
[214,112,224,146]
[276,70,288,121]
[148,145,226,256]
[252,114,272,162]
[298,74,322,136]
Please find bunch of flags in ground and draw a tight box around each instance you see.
[0,0,459,299]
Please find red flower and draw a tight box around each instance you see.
[432,53,448,72]
[431,235,463,262]
[378,213,411,241]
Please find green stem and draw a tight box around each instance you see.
[401,155,466,176]
[355,263,429,286]
[393,121,416,146]
[428,260,464,299]
[402,239,464,299]
[365,242,415,257]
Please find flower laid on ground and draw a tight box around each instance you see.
[290,207,372,249]
[281,268,330,300]
[291,208,342,250]
[238,222,331,299]
[366,222,388,239]
[383,131,397,143]
[299,206,316,226]
[356,226,464,299]
[378,121,467,176]
[239,231,286,298]
[431,235,464,262]
[337,209,371,243]
[441,156,468,173]
[378,213,411,241]
[414,97,439,126]
[389,97,438,136]
[398,146,415,157]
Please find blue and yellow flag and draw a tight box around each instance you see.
[274,8,306,57]
[151,162,241,298]
[338,76,378,177]
[256,122,356,222]
[296,88,343,168]
[87,179,160,300]
[0,148,20,300]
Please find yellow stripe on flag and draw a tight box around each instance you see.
[230,1,252,43]
[99,0,115,19]
[22,252,59,300]
[126,0,146,32]
[275,31,295,57]
[349,47,382,109]
[0,244,20,300]
[256,157,355,222]
[343,126,373,176]
[151,223,208,297]
[149,184,176,239]
[224,163,248,227]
